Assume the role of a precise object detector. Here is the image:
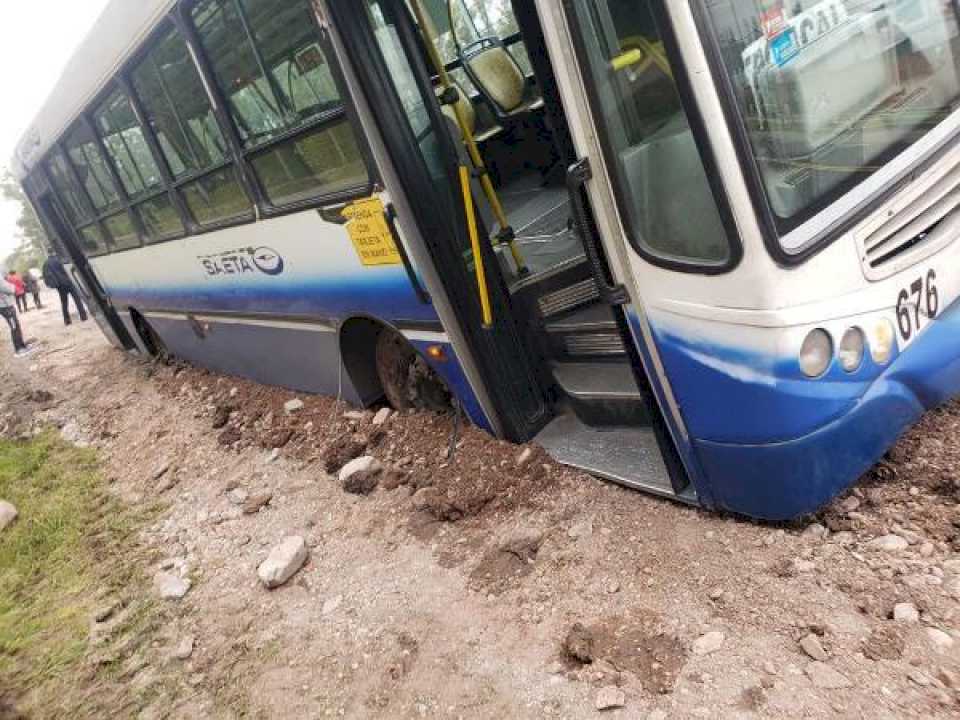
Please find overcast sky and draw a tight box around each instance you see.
[0,0,111,259]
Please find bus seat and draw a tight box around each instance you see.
[439,83,504,144]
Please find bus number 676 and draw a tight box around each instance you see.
[896,269,938,342]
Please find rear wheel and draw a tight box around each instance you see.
[375,329,451,412]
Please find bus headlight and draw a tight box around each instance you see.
[870,319,896,365]
[838,327,865,372]
[800,329,833,378]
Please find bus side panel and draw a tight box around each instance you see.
[90,209,491,424]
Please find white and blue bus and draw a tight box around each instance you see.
[13,0,960,520]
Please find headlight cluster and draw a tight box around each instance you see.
[799,319,895,378]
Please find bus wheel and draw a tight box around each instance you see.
[375,330,451,412]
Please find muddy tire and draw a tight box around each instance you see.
[375,330,450,412]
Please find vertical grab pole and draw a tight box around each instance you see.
[460,165,493,328]
[407,0,528,275]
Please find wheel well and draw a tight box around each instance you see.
[339,317,387,406]
[129,308,162,357]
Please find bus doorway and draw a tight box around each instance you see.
[327,0,687,497]
[36,193,136,352]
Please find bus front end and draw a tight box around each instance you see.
[659,0,960,519]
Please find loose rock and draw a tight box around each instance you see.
[257,536,308,589]
[926,627,954,651]
[243,492,273,515]
[0,500,18,532]
[805,661,851,689]
[154,572,191,600]
[173,635,195,661]
[227,488,249,506]
[892,602,919,623]
[867,534,909,552]
[799,634,828,662]
[692,631,725,656]
[339,456,383,496]
[372,407,392,426]
[595,686,626,711]
[283,398,304,414]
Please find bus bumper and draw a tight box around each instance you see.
[695,296,960,521]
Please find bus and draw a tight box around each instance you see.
[13,0,960,521]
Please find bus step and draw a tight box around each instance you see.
[545,302,627,358]
[534,412,679,499]
[551,361,650,426]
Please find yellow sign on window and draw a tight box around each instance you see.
[342,197,402,267]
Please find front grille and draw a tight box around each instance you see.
[857,147,960,279]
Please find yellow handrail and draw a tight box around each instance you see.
[460,165,493,327]
[408,0,528,275]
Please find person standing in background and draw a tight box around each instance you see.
[0,270,32,356]
[23,271,43,310]
[42,255,88,326]
[6,271,27,313]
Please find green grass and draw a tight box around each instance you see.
[0,432,154,713]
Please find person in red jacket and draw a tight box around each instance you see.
[6,271,27,313]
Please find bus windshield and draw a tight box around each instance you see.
[704,0,960,245]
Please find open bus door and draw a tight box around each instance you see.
[35,193,136,352]
[324,0,690,498]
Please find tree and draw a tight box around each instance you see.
[1,168,48,272]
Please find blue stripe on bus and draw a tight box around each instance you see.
[106,270,439,324]
[687,296,960,520]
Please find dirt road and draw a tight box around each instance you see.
[1,296,959,719]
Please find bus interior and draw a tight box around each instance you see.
[395,0,695,496]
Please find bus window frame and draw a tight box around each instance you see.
[179,0,377,220]
[561,0,742,275]
[690,0,960,267]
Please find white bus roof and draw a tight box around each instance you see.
[12,0,176,180]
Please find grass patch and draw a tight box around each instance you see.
[0,431,156,716]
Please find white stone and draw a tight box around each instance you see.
[154,572,191,600]
[339,456,382,484]
[257,536,308,589]
[284,399,304,414]
[595,686,626,711]
[805,661,851,689]
[173,635,195,660]
[794,559,816,574]
[799,634,828,662]
[692,631,725,656]
[926,628,955,651]
[0,501,18,532]
[372,408,392,426]
[516,448,534,467]
[867,534,909,552]
[893,602,920,623]
[803,523,827,539]
[840,496,861,512]
[568,518,594,541]
[227,488,249,506]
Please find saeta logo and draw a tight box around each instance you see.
[251,246,284,276]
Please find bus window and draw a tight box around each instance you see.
[77,224,110,257]
[93,89,164,198]
[102,211,140,252]
[569,0,732,266]
[131,25,229,179]
[131,22,252,229]
[190,0,370,207]
[45,151,90,228]
[179,166,253,227]
[63,123,121,215]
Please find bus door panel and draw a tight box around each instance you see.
[326,0,554,442]
[537,0,731,490]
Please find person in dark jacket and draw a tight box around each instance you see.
[23,271,43,310]
[42,256,88,326]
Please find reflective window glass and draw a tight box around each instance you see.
[46,151,90,227]
[191,0,342,148]
[103,211,141,251]
[181,167,253,226]
[93,89,164,198]
[78,224,110,256]
[136,194,185,243]
[251,122,368,205]
[131,24,229,179]
[63,124,120,213]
